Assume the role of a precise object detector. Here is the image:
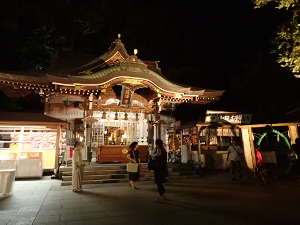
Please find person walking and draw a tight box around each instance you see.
[226,139,243,181]
[72,141,84,192]
[286,139,299,176]
[127,142,140,190]
[291,138,300,173]
[293,138,300,159]
[153,139,168,201]
[255,144,268,185]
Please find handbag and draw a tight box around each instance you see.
[127,150,139,172]
[127,163,139,172]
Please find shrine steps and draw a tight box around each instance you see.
[60,163,199,186]
[61,169,128,176]
[60,164,126,172]
[62,174,128,182]
[61,179,127,186]
[60,164,154,186]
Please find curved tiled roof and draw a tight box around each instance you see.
[74,65,192,92]
[76,38,130,74]
[0,38,224,100]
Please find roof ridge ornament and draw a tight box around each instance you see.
[121,55,146,67]
[119,48,146,67]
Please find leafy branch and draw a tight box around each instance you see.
[254,0,300,77]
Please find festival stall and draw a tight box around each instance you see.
[196,110,252,169]
[0,112,67,177]
[239,122,299,171]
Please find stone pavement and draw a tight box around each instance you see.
[1,173,300,225]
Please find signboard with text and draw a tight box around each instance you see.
[205,110,252,125]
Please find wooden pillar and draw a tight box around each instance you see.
[147,113,155,150]
[154,98,161,140]
[289,125,299,144]
[197,126,204,167]
[155,113,161,140]
[43,96,50,115]
[240,126,256,171]
[153,124,157,145]
[84,121,91,161]
[54,125,61,173]
[84,94,94,162]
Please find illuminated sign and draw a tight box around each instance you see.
[205,110,252,125]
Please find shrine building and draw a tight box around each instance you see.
[0,36,224,171]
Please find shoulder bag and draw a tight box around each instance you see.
[127,151,139,173]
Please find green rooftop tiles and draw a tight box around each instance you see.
[71,65,183,90]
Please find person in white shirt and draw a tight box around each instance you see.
[227,139,243,181]
[72,141,84,192]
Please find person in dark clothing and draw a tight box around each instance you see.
[290,138,300,174]
[153,139,168,201]
[291,138,300,159]
[127,142,140,190]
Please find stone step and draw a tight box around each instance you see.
[62,171,191,181]
[60,163,198,186]
[61,178,126,186]
[61,173,153,185]
[60,164,148,174]
[61,168,153,176]
[60,165,126,172]
[61,174,199,186]
[62,170,181,178]
[62,176,153,186]
[61,169,127,176]
[62,174,128,181]
[61,163,148,169]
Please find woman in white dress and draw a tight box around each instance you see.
[72,141,84,192]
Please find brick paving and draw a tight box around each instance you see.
[1,173,300,225]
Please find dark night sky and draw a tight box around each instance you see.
[0,0,299,123]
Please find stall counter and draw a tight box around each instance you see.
[0,159,43,178]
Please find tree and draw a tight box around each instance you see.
[254,0,300,78]
[18,26,65,72]
[254,0,298,9]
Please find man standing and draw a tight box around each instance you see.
[227,139,243,181]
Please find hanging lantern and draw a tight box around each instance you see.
[136,113,139,121]
[102,112,106,119]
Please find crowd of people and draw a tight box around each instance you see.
[71,137,300,196]
[125,139,168,200]
[71,139,168,201]
[226,137,300,183]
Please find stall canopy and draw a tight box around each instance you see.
[0,112,67,126]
